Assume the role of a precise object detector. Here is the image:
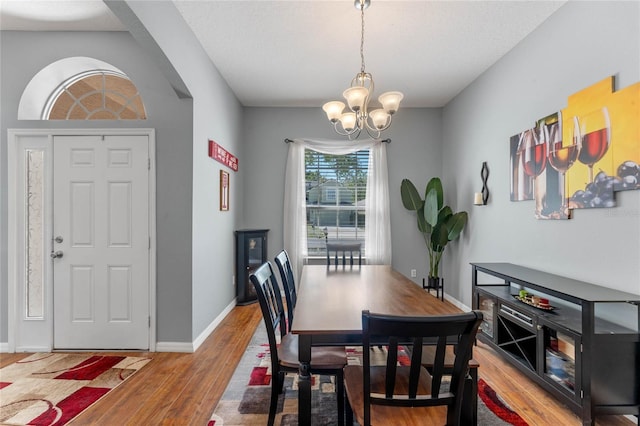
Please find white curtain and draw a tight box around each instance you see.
[283,138,392,280]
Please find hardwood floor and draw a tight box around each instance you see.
[1,303,636,425]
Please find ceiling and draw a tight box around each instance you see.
[0,0,567,108]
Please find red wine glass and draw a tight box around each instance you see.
[548,116,580,215]
[577,107,610,183]
[519,127,547,178]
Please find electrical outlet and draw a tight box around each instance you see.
[410,269,417,278]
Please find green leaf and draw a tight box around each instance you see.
[430,222,449,251]
[438,206,453,224]
[446,211,468,241]
[425,177,443,210]
[400,179,423,211]
[416,206,429,233]
[424,188,439,227]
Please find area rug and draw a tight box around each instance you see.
[208,323,528,425]
[0,353,151,425]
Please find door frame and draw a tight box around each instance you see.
[7,128,157,352]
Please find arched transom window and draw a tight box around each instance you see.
[46,70,146,120]
[18,56,147,121]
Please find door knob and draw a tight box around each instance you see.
[54,236,63,243]
[50,250,64,259]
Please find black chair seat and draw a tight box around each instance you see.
[278,333,347,370]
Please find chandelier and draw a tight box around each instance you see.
[322,0,403,140]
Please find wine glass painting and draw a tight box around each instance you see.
[508,76,640,220]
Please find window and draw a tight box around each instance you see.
[46,71,146,120]
[18,57,148,121]
[305,149,368,257]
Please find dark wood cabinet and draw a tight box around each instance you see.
[472,263,639,426]
[235,229,268,305]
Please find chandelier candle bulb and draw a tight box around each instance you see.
[474,192,484,205]
[322,101,345,122]
[344,86,369,111]
[370,109,390,129]
[379,91,404,114]
[340,113,357,131]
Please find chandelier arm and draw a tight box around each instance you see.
[364,126,382,139]
[348,128,363,141]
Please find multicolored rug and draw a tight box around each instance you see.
[208,323,528,425]
[0,353,151,425]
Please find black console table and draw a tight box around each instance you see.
[471,263,639,426]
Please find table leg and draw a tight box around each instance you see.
[298,334,312,426]
[462,367,478,425]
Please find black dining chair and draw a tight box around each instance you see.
[274,249,297,332]
[343,310,483,426]
[250,262,347,426]
[326,241,362,267]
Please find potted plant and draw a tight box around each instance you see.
[400,177,468,289]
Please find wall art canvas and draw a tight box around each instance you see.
[509,76,640,220]
[563,77,640,209]
[510,131,536,202]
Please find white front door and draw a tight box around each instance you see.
[52,135,150,349]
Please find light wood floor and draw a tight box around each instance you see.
[1,303,636,425]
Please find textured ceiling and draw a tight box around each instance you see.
[1,0,567,107]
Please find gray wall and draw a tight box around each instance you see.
[442,0,640,306]
[0,31,194,343]
[124,0,244,343]
[241,107,443,280]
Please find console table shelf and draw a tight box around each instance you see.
[471,263,640,426]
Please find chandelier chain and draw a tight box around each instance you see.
[360,3,365,74]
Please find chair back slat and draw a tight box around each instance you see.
[360,310,483,426]
[408,337,423,398]
[274,250,296,332]
[326,242,362,267]
[250,262,287,373]
[384,337,399,398]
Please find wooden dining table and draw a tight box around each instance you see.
[290,264,466,426]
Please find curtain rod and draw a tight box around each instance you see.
[284,138,391,144]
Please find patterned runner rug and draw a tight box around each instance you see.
[0,353,151,425]
[208,322,528,425]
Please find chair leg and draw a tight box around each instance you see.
[336,371,345,426]
[345,390,354,426]
[268,379,279,426]
[277,371,285,393]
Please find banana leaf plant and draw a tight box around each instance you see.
[400,177,468,280]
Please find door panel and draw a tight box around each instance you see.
[53,135,149,349]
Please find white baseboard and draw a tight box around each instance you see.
[155,298,237,353]
[154,341,195,353]
[443,293,471,312]
[0,342,9,353]
[192,298,237,352]
[13,346,51,353]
